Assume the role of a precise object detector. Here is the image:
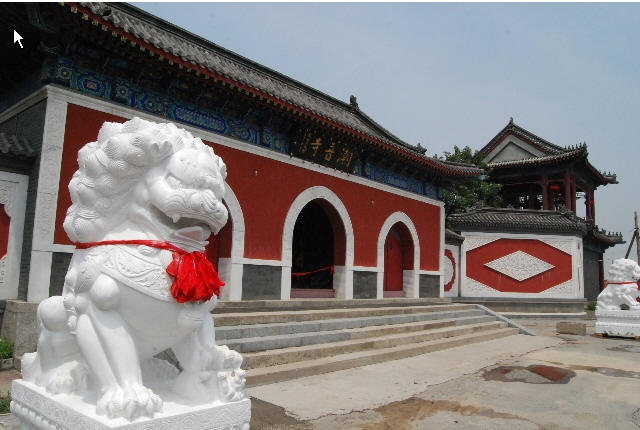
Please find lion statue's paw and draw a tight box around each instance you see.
[97,384,163,420]
[41,360,89,395]
[218,368,246,402]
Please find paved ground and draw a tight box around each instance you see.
[3,319,640,430]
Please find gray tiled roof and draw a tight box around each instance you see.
[445,228,464,244]
[0,132,35,158]
[76,3,483,177]
[448,207,624,248]
[82,3,414,149]
[447,207,588,235]
[480,119,566,158]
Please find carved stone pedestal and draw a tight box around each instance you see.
[595,310,640,338]
[11,379,251,430]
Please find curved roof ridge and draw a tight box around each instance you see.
[86,3,422,154]
[480,118,568,158]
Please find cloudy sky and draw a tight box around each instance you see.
[133,2,640,270]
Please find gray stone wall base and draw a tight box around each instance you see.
[419,274,440,298]
[242,265,281,300]
[353,271,377,299]
[583,249,601,302]
[49,252,73,297]
[0,300,39,360]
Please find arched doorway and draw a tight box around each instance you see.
[205,207,232,272]
[290,200,346,298]
[204,184,246,301]
[383,222,414,297]
[281,186,354,300]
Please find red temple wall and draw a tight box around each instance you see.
[54,104,442,271]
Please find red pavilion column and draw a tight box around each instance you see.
[570,177,577,213]
[564,171,571,211]
[541,175,549,210]
[585,188,594,220]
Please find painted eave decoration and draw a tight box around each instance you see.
[65,2,483,179]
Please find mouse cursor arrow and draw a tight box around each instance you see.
[13,30,23,48]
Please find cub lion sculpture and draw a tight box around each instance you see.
[21,117,246,421]
[596,258,640,311]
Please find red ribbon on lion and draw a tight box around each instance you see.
[75,239,224,303]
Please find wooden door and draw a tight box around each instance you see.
[384,231,403,291]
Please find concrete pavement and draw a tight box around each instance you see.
[248,334,562,420]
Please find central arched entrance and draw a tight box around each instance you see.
[290,200,346,298]
[282,186,354,300]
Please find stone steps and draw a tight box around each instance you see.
[246,327,518,387]
[215,297,452,313]
[223,314,494,353]
[243,320,507,368]
[212,302,521,386]
[214,303,476,326]
[502,312,587,320]
[216,308,486,341]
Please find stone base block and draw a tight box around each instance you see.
[0,300,39,359]
[595,310,640,338]
[556,321,586,335]
[11,379,251,430]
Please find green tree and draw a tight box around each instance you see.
[440,145,502,216]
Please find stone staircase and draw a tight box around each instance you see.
[213,299,521,387]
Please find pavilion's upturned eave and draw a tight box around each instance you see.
[68,2,479,178]
[589,229,625,247]
[486,147,587,169]
[486,147,617,186]
[584,159,618,185]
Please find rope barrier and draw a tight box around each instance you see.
[291,266,334,278]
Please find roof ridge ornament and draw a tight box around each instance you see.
[349,95,359,109]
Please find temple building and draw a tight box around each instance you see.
[0,1,482,323]
[443,120,622,302]
[0,3,623,356]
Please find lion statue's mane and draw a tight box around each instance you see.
[64,117,228,243]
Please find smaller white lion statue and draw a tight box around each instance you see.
[597,258,640,311]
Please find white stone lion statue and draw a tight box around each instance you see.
[597,258,640,311]
[21,117,246,421]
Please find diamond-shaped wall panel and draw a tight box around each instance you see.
[484,250,554,281]
[466,238,572,293]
